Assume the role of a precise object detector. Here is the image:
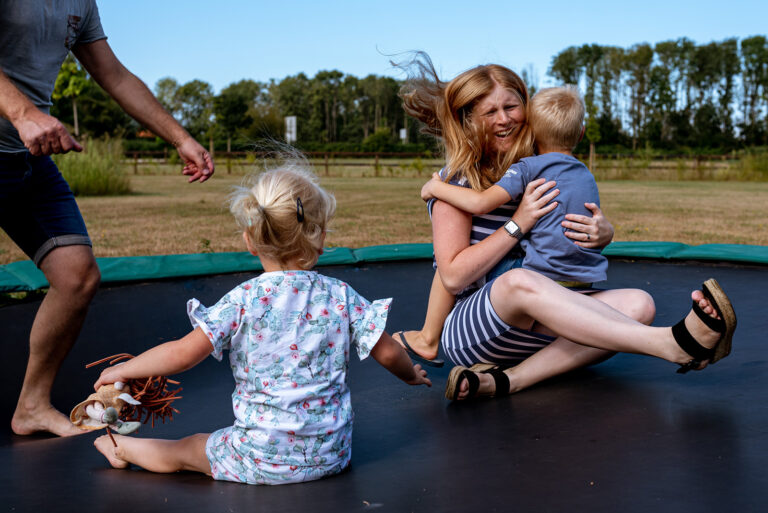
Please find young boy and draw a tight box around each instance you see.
[398,86,608,366]
[422,85,607,285]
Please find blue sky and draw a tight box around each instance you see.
[98,0,767,93]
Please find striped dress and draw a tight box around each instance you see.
[431,172,556,367]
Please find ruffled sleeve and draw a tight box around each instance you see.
[345,286,392,361]
[187,288,246,361]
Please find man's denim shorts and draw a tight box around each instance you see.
[0,151,91,266]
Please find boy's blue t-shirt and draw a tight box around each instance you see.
[495,153,608,283]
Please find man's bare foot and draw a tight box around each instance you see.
[94,435,129,469]
[393,330,439,361]
[11,402,84,437]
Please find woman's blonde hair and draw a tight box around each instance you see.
[229,162,336,270]
[399,53,534,190]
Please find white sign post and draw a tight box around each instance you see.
[285,116,297,144]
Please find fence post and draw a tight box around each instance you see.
[375,154,379,177]
[324,153,329,177]
[133,152,138,174]
[227,153,231,174]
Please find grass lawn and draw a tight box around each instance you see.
[1,173,766,265]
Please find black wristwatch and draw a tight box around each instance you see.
[503,219,524,240]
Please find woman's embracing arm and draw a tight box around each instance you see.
[562,203,614,249]
[433,179,560,294]
[432,200,512,294]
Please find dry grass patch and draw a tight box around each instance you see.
[1,174,766,265]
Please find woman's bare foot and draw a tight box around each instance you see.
[456,372,498,400]
[669,290,723,369]
[393,330,439,361]
[11,402,84,437]
[94,434,130,469]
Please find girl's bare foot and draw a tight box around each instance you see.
[94,434,129,469]
[11,403,84,437]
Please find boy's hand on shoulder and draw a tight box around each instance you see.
[420,173,442,202]
[406,364,432,387]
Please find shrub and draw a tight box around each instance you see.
[54,137,131,196]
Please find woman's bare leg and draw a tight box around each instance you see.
[462,288,656,398]
[94,433,211,475]
[393,271,452,361]
[489,269,719,362]
[459,269,720,399]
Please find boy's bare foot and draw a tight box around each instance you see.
[94,435,129,469]
[11,403,84,437]
[393,330,439,361]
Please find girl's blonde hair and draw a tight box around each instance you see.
[399,53,534,190]
[230,162,336,270]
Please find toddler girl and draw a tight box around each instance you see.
[93,163,431,485]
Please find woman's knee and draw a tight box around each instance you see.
[625,289,656,325]
[494,268,541,298]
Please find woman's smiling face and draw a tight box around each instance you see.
[473,83,526,156]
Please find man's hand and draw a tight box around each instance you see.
[16,109,82,156]
[176,136,214,183]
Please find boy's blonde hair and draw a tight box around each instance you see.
[529,86,585,152]
[229,163,336,270]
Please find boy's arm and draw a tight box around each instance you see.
[422,174,512,215]
[370,332,431,387]
[94,327,213,390]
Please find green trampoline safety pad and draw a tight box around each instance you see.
[0,242,764,293]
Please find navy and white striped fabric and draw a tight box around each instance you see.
[430,168,555,366]
[441,277,556,367]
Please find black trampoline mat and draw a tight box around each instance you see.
[1,259,767,512]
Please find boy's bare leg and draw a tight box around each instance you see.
[11,245,100,436]
[94,433,212,475]
[394,271,453,361]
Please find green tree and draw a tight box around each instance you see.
[52,54,89,136]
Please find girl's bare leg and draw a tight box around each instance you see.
[394,271,453,361]
[94,433,211,475]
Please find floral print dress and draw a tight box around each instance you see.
[187,270,391,485]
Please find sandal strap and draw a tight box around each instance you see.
[691,299,725,334]
[486,369,510,397]
[457,369,480,400]
[672,318,714,363]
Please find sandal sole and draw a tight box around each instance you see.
[704,278,737,363]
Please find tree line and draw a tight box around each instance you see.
[51,36,768,155]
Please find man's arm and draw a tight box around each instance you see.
[73,39,214,182]
[0,68,82,155]
[421,173,511,215]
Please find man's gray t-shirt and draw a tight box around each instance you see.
[0,0,106,152]
[496,153,608,283]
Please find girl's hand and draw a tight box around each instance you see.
[420,172,442,202]
[512,178,559,233]
[563,202,614,249]
[94,365,128,391]
[406,364,432,387]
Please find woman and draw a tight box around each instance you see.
[397,55,735,400]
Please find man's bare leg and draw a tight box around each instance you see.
[11,245,100,436]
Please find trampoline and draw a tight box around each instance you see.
[1,251,767,512]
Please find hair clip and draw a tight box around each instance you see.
[247,218,253,227]
[296,197,304,223]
